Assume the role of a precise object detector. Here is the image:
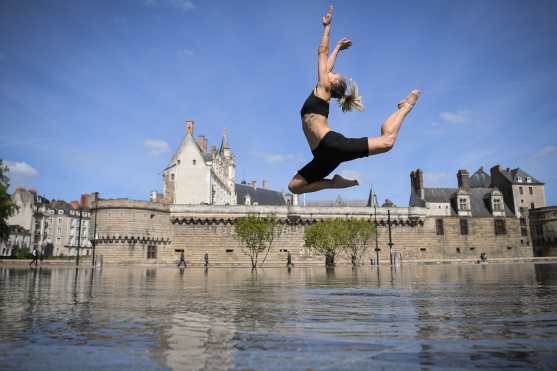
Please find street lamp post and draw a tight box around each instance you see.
[76,207,82,266]
[91,194,98,267]
[374,195,380,266]
[387,209,394,266]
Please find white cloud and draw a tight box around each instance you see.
[339,170,362,183]
[4,161,39,178]
[144,0,195,11]
[179,49,194,57]
[253,152,298,164]
[172,0,195,11]
[438,110,470,125]
[423,172,451,187]
[144,139,170,156]
[530,145,557,160]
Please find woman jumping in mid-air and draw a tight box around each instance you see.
[288,5,420,195]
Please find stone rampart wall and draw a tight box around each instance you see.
[92,201,532,265]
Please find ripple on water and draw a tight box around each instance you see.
[0,263,557,370]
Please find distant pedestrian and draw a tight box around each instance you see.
[287,252,293,268]
[29,247,39,267]
[177,251,187,268]
[204,252,209,268]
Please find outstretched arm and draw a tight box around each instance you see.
[316,5,333,96]
[327,38,352,72]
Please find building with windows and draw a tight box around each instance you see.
[3,187,50,256]
[160,120,291,207]
[528,206,557,257]
[46,200,92,257]
[489,165,546,217]
[3,187,93,257]
[409,165,540,256]
[163,120,237,205]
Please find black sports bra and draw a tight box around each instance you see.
[300,89,329,118]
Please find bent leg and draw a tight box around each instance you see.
[288,174,358,195]
[368,90,420,155]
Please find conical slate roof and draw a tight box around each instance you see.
[470,166,491,188]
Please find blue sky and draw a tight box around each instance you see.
[1,0,556,206]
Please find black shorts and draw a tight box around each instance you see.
[297,131,369,184]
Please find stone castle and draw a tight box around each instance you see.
[88,120,549,266]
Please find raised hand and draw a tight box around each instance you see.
[322,5,333,26]
[336,38,352,50]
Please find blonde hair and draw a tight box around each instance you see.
[338,79,364,112]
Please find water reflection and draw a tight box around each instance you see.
[0,263,556,370]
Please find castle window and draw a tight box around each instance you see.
[147,245,157,259]
[531,202,535,209]
[171,174,175,181]
[529,187,533,195]
[435,219,444,235]
[177,160,181,165]
[493,198,502,211]
[494,219,507,235]
[460,219,469,235]
[519,187,523,195]
[520,218,528,237]
[193,159,196,165]
[459,198,468,210]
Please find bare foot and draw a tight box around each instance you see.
[397,89,421,112]
[331,174,359,189]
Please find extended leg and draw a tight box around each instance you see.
[288,174,358,195]
[368,90,420,155]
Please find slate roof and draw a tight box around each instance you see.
[500,167,544,185]
[410,187,514,217]
[470,167,491,188]
[235,184,286,206]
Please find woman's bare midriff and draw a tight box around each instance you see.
[302,113,331,151]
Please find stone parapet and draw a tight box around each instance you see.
[170,205,426,225]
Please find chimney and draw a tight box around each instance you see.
[80,193,91,208]
[70,200,80,209]
[457,169,470,190]
[210,145,217,160]
[185,120,194,136]
[222,128,229,148]
[197,135,208,152]
[410,169,424,199]
[262,180,268,189]
[250,180,257,190]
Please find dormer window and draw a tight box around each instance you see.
[459,198,468,210]
[526,177,531,183]
[493,198,502,211]
[517,176,522,182]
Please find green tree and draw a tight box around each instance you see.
[304,219,347,267]
[304,219,375,267]
[234,214,283,269]
[0,160,17,240]
[344,219,375,266]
